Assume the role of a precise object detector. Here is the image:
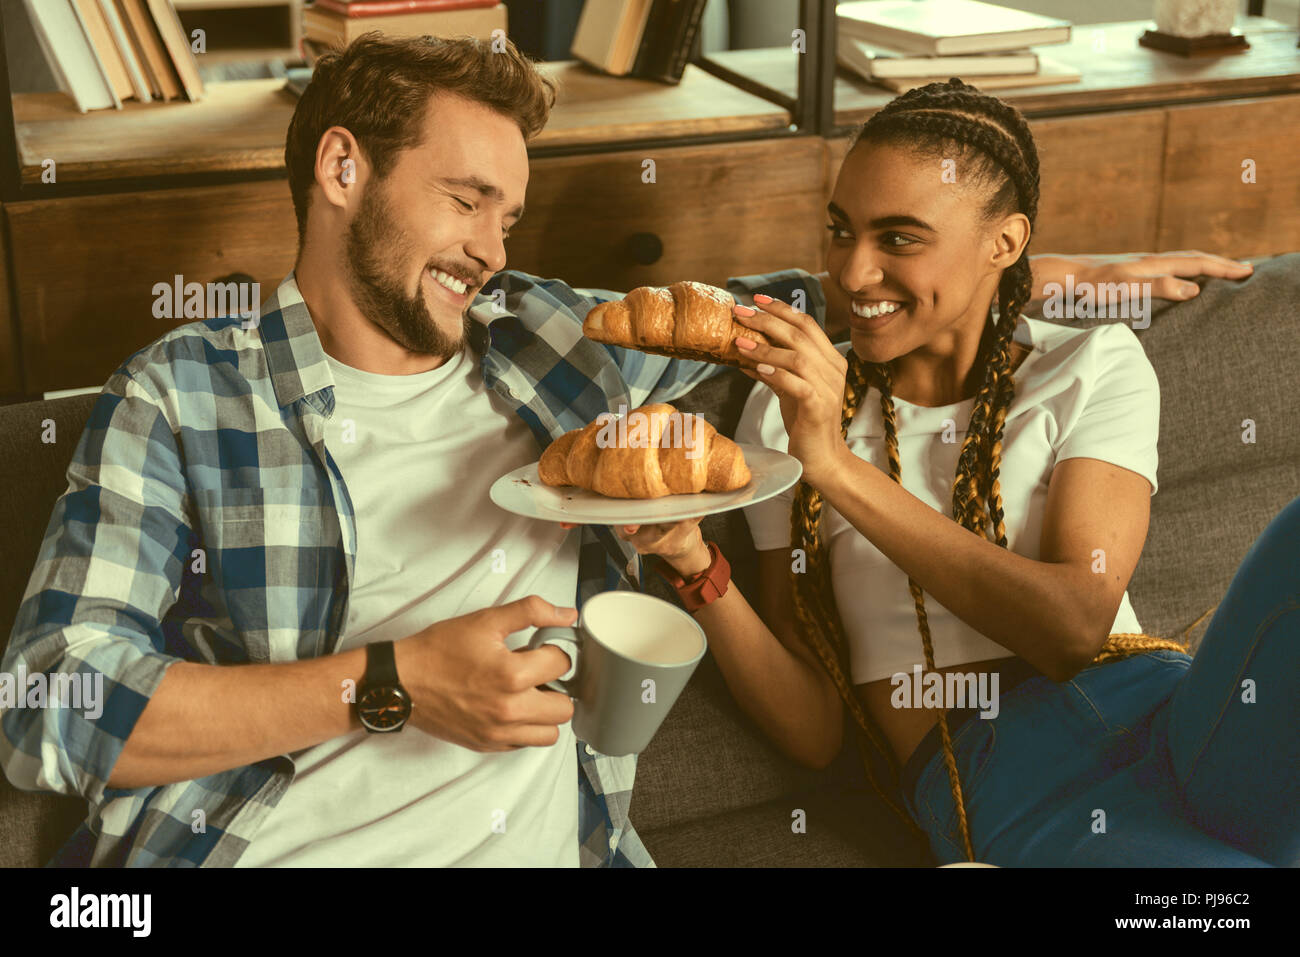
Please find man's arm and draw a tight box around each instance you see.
[1,370,195,801]
[1026,251,1253,309]
[0,371,359,795]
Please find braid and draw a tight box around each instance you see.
[791,78,1184,865]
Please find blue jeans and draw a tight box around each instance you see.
[901,494,1300,867]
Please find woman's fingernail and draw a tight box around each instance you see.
[734,304,757,316]
[736,336,756,349]
[1181,282,1199,297]
[753,294,774,304]
[757,363,775,375]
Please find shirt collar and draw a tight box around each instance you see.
[258,271,508,412]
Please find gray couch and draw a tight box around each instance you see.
[3,254,1297,868]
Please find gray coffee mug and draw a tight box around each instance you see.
[525,590,707,756]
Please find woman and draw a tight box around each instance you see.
[604,79,1297,867]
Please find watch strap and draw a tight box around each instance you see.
[364,640,400,688]
[652,542,731,613]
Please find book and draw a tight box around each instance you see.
[870,54,1080,93]
[837,0,1070,56]
[283,66,314,98]
[22,0,119,111]
[117,0,184,100]
[99,0,152,101]
[302,2,508,46]
[145,0,205,101]
[631,0,708,84]
[570,0,654,76]
[72,0,135,102]
[309,0,499,15]
[837,35,1038,79]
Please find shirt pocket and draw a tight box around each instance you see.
[190,485,335,663]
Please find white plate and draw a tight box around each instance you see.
[489,444,803,525]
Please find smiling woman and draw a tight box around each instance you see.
[624,77,1297,869]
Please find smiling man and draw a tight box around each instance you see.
[0,32,1253,868]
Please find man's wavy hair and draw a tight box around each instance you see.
[285,32,557,245]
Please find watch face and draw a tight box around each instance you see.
[358,686,412,732]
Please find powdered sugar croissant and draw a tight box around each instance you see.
[583,281,770,366]
[538,403,751,499]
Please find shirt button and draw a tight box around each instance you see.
[585,744,596,756]
[608,833,619,851]
[508,387,519,399]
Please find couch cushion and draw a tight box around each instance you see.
[0,393,101,868]
[1055,253,1300,648]
[641,785,931,867]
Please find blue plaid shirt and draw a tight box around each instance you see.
[0,266,825,867]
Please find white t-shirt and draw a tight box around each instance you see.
[235,345,581,867]
[734,316,1159,685]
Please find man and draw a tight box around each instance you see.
[0,33,1252,867]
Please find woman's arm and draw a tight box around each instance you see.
[732,298,1151,683]
[562,521,843,768]
[814,452,1151,682]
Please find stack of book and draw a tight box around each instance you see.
[836,0,1080,94]
[24,0,205,112]
[569,0,709,85]
[302,0,507,60]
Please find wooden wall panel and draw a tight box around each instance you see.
[1157,94,1300,258]
[506,137,827,291]
[6,181,299,395]
[0,207,20,400]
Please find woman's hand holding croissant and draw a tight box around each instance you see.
[732,296,849,489]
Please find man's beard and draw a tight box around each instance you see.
[343,180,472,361]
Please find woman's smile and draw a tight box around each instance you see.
[849,300,906,330]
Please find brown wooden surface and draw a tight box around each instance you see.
[507,137,825,292]
[705,18,1300,126]
[12,62,790,186]
[0,207,18,398]
[1157,94,1300,258]
[6,181,299,394]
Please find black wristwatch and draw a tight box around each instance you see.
[356,641,412,733]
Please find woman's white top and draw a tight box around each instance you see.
[734,316,1159,685]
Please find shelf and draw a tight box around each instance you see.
[831,18,1300,127]
[10,61,790,186]
[701,18,1300,130]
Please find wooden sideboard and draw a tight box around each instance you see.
[2,18,1298,402]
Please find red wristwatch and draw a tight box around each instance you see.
[654,541,731,613]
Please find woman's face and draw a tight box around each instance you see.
[824,140,1014,367]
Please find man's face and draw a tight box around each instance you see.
[343,91,529,360]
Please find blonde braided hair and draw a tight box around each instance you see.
[790,80,1192,863]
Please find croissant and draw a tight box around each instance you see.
[583,280,769,366]
[538,403,751,499]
